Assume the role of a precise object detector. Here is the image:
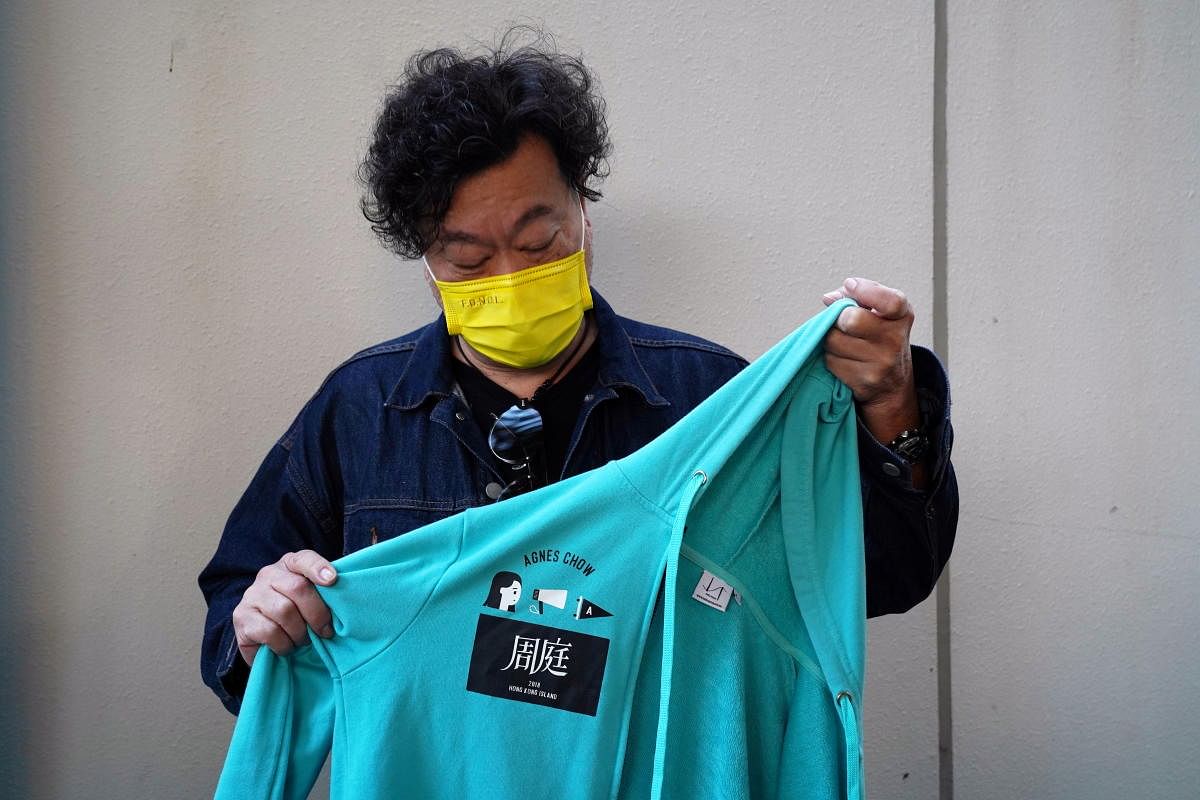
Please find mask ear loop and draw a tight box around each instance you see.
[577,197,587,253]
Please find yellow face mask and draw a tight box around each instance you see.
[426,206,593,369]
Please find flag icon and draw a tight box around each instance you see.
[575,596,612,620]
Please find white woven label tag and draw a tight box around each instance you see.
[691,570,734,612]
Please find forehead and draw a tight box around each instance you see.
[441,135,573,231]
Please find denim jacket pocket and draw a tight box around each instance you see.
[342,499,473,555]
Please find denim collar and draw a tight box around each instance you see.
[384,290,668,411]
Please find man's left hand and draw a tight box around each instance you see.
[821,277,921,447]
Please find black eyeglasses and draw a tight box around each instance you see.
[488,400,548,501]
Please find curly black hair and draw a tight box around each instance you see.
[359,30,611,259]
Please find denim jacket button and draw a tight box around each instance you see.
[485,482,504,500]
[882,462,901,477]
[455,411,466,421]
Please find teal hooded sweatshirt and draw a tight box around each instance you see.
[215,298,865,800]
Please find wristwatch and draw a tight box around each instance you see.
[888,426,930,464]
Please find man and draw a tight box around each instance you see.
[200,37,957,715]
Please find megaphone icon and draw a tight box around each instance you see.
[529,588,568,615]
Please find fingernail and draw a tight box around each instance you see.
[823,291,841,302]
[844,278,858,291]
[321,625,334,638]
[320,567,335,583]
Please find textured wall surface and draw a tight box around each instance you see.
[946,3,1199,798]
[3,2,939,797]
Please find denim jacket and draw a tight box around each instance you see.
[199,291,957,714]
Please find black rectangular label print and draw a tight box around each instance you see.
[465,614,610,716]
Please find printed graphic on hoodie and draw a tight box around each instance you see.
[529,588,568,614]
[483,571,523,612]
[574,596,612,619]
[466,615,610,716]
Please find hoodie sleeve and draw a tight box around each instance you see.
[213,643,335,800]
[211,508,466,798]
[779,368,868,799]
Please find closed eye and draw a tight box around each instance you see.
[521,239,555,253]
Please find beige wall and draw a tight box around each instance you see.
[946,3,1200,798]
[3,2,1192,798]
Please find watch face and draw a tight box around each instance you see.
[893,431,930,463]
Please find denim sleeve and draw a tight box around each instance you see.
[198,417,342,715]
[858,345,959,617]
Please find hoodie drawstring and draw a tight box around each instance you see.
[649,469,707,800]
[836,690,863,800]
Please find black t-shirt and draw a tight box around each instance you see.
[450,344,601,484]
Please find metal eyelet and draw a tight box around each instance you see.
[693,469,708,484]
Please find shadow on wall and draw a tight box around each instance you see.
[0,186,33,800]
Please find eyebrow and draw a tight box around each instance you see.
[438,204,558,246]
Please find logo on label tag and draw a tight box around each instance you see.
[692,570,734,612]
[466,615,609,716]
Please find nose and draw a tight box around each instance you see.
[490,248,542,277]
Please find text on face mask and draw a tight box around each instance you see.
[461,295,504,308]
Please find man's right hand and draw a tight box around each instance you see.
[231,550,337,667]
